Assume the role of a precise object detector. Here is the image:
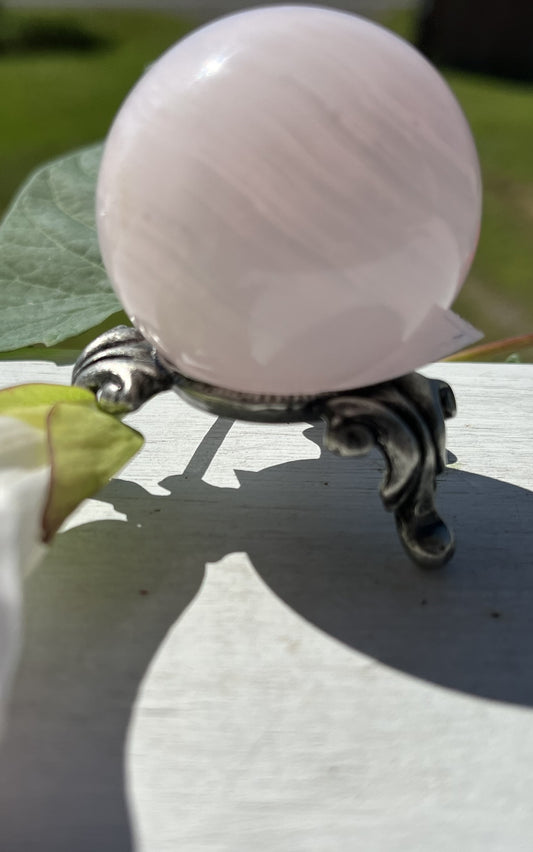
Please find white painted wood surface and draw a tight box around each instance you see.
[0,360,532,851]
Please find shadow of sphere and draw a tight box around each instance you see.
[0,430,531,850]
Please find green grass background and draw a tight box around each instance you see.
[1,6,532,358]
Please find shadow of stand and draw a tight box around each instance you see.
[0,420,532,850]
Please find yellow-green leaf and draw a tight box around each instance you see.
[0,383,144,540]
[0,383,94,429]
[42,401,143,541]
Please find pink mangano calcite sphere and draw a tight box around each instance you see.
[97,5,482,396]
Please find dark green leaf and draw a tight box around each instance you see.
[0,144,121,351]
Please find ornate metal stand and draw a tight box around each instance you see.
[72,326,457,568]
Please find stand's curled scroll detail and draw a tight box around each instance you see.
[73,326,456,569]
[72,326,174,415]
[321,374,456,568]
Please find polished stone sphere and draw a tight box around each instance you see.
[97,5,482,395]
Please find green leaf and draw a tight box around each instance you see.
[0,382,94,429]
[0,144,121,352]
[0,383,143,540]
[43,400,143,541]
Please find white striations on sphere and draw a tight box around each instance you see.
[97,5,482,396]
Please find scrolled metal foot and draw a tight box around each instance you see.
[73,325,456,568]
[72,326,174,414]
[321,375,456,568]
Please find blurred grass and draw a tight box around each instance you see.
[0,8,194,216]
[381,8,533,355]
[1,6,532,359]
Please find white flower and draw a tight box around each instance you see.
[0,385,144,733]
[0,417,50,732]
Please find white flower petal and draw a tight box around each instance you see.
[0,418,50,733]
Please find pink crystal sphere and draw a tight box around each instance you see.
[97,5,482,395]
